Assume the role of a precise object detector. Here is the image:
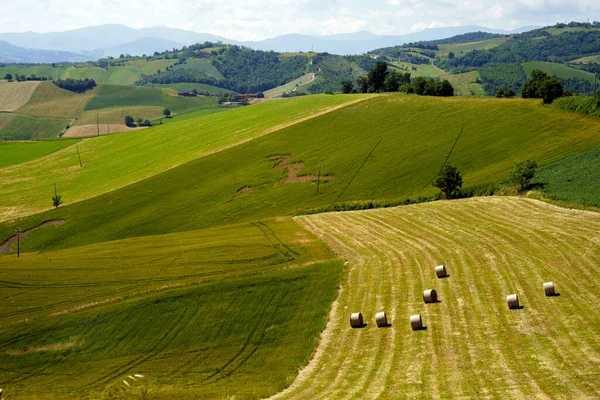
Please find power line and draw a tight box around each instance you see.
[331,139,381,207]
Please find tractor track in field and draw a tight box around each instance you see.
[269,197,600,399]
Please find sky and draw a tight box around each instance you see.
[2,0,600,40]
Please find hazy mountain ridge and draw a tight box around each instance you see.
[0,24,541,63]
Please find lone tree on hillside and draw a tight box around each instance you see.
[433,165,463,199]
[509,160,538,191]
[256,91,264,98]
[124,115,135,126]
[52,183,62,208]
[522,70,564,104]
[4,73,13,81]
[162,108,171,118]
[367,61,389,92]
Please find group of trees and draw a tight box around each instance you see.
[432,160,538,199]
[4,73,50,82]
[54,78,97,93]
[521,70,564,104]
[344,62,454,96]
[436,30,600,71]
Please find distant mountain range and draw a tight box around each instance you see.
[0,24,540,63]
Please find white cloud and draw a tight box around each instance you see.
[0,0,599,39]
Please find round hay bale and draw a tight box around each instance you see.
[423,289,438,303]
[435,265,447,278]
[543,282,556,296]
[507,294,520,309]
[410,314,423,330]
[350,312,364,328]
[375,312,388,327]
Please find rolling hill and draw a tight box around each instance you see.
[274,196,600,398]
[2,93,600,252]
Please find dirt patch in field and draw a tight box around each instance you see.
[0,220,64,254]
[0,80,41,112]
[250,98,282,105]
[271,155,334,184]
[237,186,254,195]
[63,124,146,138]
[5,338,83,355]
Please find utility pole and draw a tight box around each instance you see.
[76,144,83,167]
[316,162,322,195]
[96,113,99,136]
[15,227,21,258]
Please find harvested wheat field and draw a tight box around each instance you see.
[274,196,600,399]
[0,80,41,111]
[63,124,145,137]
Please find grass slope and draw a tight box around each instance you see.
[16,82,96,118]
[62,66,110,83]
[265,73,315,97]
[570,54,600,64]
[389,62,445,78]
[173,59,224,80]
[0,115,70,140]
[106,67,141,85]
[0,94,363,221]
[129,59,177,75]
[0,66,65,80]
[74,106,166,126]
[273,197,600,399]
[437,38,507,57]
[0,139,78,168]
[85,85,163,110]
[522,61,596,83]
[534,146,600,207]
[0,218,343,399]
[145,83,234,95]
[439,71,485,96]
[0,80,41,111]
[4,94,600,251]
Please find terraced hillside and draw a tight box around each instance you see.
[273,197,600,399]
[0,218,343,399]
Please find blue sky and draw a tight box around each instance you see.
[2,0,600,40]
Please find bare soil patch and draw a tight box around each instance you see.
[0,220,65,254]
[271,155,334,184]
[63,124,146,138]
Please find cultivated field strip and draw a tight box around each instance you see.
[0,80,41,112]
[275,197,600,399]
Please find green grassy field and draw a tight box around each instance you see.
[174,59,224,80]
[0,112,16,129]
[4,94,600,252]
[522,61,596,83]
[273,197,600,399]
[62,66,110,84]
[437,38,507,57]
[85,85,163,110]
[0,218,343,399]
[0,139,78,168]
[16,82,96,118]
[0,66,65,80]
[0,94,364,222]
[570,54,600,64]
[106,67,141,85]
[0,115,70,140]
[73,106,167,126]
[439,71,485,96]
[145,82,234,95]
[545,27,600,35]
[0,80,41,111]
[534,147,600,207]
[129,59,177,75]
[265,73,315,97]
[389,62,445,78]
[159,107,231,124]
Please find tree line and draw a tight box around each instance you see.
[53,78,97,93]
[342,62,454,97]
